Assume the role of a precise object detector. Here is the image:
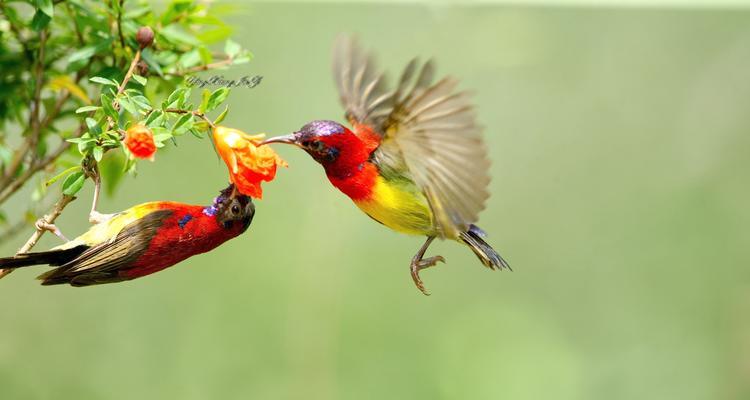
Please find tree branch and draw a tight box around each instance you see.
[0,195,75,279]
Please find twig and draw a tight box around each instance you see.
[116,0,125,51]
[0,195,75,279]
[166,58,235,77]
[0,125,84,205]
[0,29,48,188]
[117,49,141,97]
[164,108,215,129]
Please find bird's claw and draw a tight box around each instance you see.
[410,255,445,296]
[35,219,68,242]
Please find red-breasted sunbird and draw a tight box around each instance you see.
[0,184,254,286]
[262,36,510,295]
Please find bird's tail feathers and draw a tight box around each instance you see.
[459,225,511,271]
[0,245,88,276]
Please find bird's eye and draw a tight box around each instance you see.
[311,140,324,151]
[231,204,240,215]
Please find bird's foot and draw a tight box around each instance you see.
[35,219,68,242]
[89,211,113,224]
[410,255,445,296]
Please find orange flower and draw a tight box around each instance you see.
[212,126,287,199]
[124,124,156,160]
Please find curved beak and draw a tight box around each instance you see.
[260,133,300,146]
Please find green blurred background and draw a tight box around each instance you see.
[2,1,750,399]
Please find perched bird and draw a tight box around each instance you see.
[0,184,254,286]
[262,36,510,295]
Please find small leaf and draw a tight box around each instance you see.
[90,76,119,87]
[61,170,86,196]
[68,39,113,63]
[224,39,241,58]
[172,113,193,134]
[76,106,100,114]
[213,106,229,125]
[30,10,51,31]
[101,94,118,120]
[36,0,54,16]
[93,147,103,162]
[45,166,81,187]
[205,87,230,112]
[198,89,211,113]
[118,97,138,115]
[85,117,102,136]
[131,74,147,86]
[160,24,201,46]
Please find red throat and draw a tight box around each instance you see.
[321,125,380,201]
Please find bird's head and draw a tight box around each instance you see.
[262,120,365,170]
[205,184,255,231]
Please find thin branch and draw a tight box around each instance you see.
[117,49,141,98]
[166,58,235,77]
[116,0,125,51]
[164,108,215,129]
[0,29,48,188]
[0,195,75,279]
[0,125,84,205]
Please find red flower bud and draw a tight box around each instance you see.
[124,124,156,160]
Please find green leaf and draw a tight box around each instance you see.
[30,10,51,31]
[45,166,81,187]
[93,147,104,162]
[145,110,164,127]
[61,170,86,196]
[101,94,118,120]
[140,48,163,77]
[172,113,193,134]
[205,87,230,112]
[36,0,54,17]
[198,89,211,113]
[68,39,113,63]
[131,74,147,86]
[85,117,102,136]
[214,105,229,125]
[90,76,119,87]
[118,97,138,116]
[160,24,201,46]
[224,39,241,58]
[75,106,101,114]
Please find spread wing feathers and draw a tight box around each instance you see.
[333,36,491,238]
[332,35,394,129]
[38,209,173,286]
[382,69,491,239]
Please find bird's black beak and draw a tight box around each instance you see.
[260,133,300,147]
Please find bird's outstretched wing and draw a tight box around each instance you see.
[39,209,173,286]
[332,35,491,239]
[332,35,394,130]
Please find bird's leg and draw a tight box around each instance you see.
[87,164,113,224]
[35,219,68,242]
[410,236,445,296]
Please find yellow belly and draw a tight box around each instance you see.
[354,176,435,236]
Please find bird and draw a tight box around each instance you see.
[262,36,510,295]
[0,184,254,286]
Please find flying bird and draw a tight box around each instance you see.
[0,184,254,286]
[262,36,510,295]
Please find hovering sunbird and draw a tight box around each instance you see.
[263,36,510,295]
